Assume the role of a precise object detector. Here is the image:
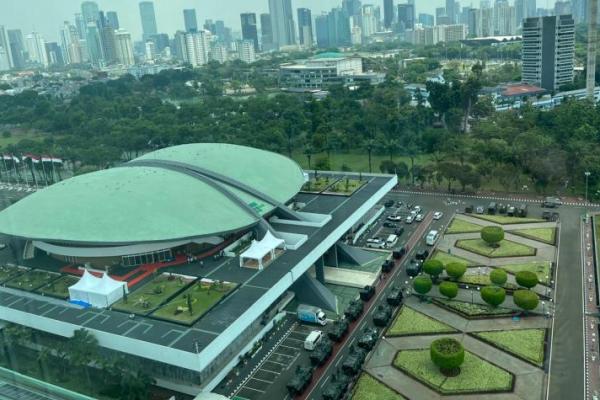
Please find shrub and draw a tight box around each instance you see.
[481,226,504,247]
[489,269,508,286]
[513,289,539,312]
[515,270,538,289]
[439,281,459,299]
[430,337,465,375]
[480,286,506,307]
[413,276,433,296]
[445,262,467,280]
[423,259,444,281]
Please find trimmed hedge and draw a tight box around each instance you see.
[480,286,506,307]
[423,259,444,280]
[515,270,538,289]
[439,281,459,300]
[513,289,539,311]
[489,269,508,286]
[481,226,504,246]
[430,338,465,373]
[445,262,467,280]
[413,276,433,295]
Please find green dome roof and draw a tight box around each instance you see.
[0,144,304,245]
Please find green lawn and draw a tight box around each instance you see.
[4,270,61,292]
[447,219,483,234]
[0,265,27,283]
[292,150,430,173]
[36,275,79,299]
[499,262,552,285]
[471,215,545,224]
[352,373,405,400]
[0,130,45,147]
[151,279,237,325]
[455,239,536,258]
[434,299,513,318]
[431,250,476,266]
[387,306,456,336]
[456,274,518,290]
[510,228,556,244]
[473,329,546,366]
[112,274,194,315]
[393,349,513,394]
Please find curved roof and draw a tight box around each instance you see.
[0,144,304,245]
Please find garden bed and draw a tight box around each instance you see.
[447,219,483,234]
[151,279,237,325]
[324,178,365,195]
[387,306,456,336]
[4,269,61,292]
[455,239,536,258]
[456,274,518,290]
[430,250,476,266]
[510,228,556,245]
[499,262,552,285]
[301,176,338,193]
[0,265,27,283]
[472,329,546,367]
[471,215,545,224]
[36,275,80,299]
[393,348,514,395]
[352,373,406,400]
[112,274,194,315]
[433,299,514,319]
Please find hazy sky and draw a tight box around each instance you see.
[0,0,452,42]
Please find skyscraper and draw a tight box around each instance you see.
[0,26,12,71]
[418,13,435,26]
[45,42,64,66]
[240,13,259,51]
[383,0,395,29]
[25,32,48,67]
[555,1,572,15]
[114,29,135,66]
[362,5,379,38]
[185,30,211,67]
[85,22,103,65]
[81,1,100,23]
[106,11,120,29]
[268,0,296,48]
[297,8,313,47]
[397,4,415,31]
[342,0,362,17]
[326,8,351,47]
[446,0,456,23]
[7,30,25,69]
[60,22,82,65]
[522,15,575,90]
[139,1,158,41]
[260,13,274,51]
[315,14,330,48]
[184,9,198,32]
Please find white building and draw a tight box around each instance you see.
[145,41,156,61]
[361,5,378,39]
[114,29,135,66]
[0,26,12,71]
[185,30,211,67]
[26,32,49,67]
[408,24,466,45]
[211,43,229,64]
[60,22,83,65]
[237,40,256,63]
[494,2,516,35]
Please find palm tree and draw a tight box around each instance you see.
[70,329,100,393]
[303,143,314,169]
[363,136,376,173]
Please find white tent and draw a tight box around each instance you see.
[239,231,286,270]
[68,270,128,308]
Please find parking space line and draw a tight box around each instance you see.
[271,352,295,359]
[258,367,280,375]
[265,359,287,366]
[240,385,265,393]
[284,337,304,343]
[248,376,274,384]
[278,344,299,350]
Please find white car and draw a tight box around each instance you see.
[413,205,422,213]
[415,214,424,222]
[366,238,386,249]
[387,215,402,222]
[405,215,414,224]
[433,211,443,220]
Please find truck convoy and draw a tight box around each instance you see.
[297,304,327,326]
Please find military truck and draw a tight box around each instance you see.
[327,318,349,342]
[373,304,392,327]
[344,300,364,322]
[321,371,351,400]
[359,285,375,301]
[286,365,313,396]
[342,346,367,375]
[386,286,404,306]
[309,338,333,366]
[381,259,395,273]
[357,327,379,351]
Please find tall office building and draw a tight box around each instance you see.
[7,30,25,69]
[397,4,415,31]
[106,11,120,29]
[572,0,587,23]
[524,0,536,19]
[214,21,232,45]
[383,0,395,29]
[81,1,100,23]
[0,26,13,71]
[419,13,435,26]
[114,29,135,66]
[362,5,379,38]
[25,32,48,67]
[260,14,274,51]
[45,42,64,66]
[315,14,330,48]
[139,1,158,41]
[494,1,516,35]
[185,30,211,67]
[555,1,572,15]
[327,7,352,47]
[173,31,188,62]
[297,8,313,47]
[268,0,296,49]
[522,15,575,91]
[240,13,259,51]
[184,9,198,32]
[343,0,362,17]
[60,22,82,65]
[446,0,456,23]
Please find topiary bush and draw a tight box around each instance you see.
[413,276,433,296]
[489,269,508,286]
[445,262,467,280]
[423,259,444,281]
[481,226,504,247]
[480,286,506,307]
[513,289,539,312]
[515,270,538,289]
[439,281,459,300]
[430,337,465,376]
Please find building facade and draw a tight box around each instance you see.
[297,8,313,47]
[184,9,198,32]
[268,0,296,49]
[240,13,259,51]
[139,1,158,41]
[114,29,135,66]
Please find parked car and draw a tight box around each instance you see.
[476,205,485,214]
[542,197,562,208]
[383,222,397,228]
[396,201,403,207]
[395,227,405,236]
[487,202,497,215]
[507,205,516,216]
[498,203,507,214]
[413,205,422,213]
[415,214,424,222]
[387,214,402,222]
[384,199,395,208]
[518,204,528,217]
[359,285,375,301]
[366,238,385,249]
[405,215,414,224]
[465,205,474,213]
[433,211,443,220]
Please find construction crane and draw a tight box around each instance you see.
[587,0,598,100]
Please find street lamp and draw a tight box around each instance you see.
[585,171,591,204]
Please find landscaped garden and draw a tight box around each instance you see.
[431,250,476,267]
[511,228,556,245]
[112,273,194,315]
[387,306,456,336]
[4,270,61,292]
[151,279,237,324]
[447,219,482,234]
[456,239,536,258]
[500,262,552,285]
[471,215,545,224]
[301,176,335,193]
[473,329,546,367]
[393,347,514,394]
[0,265,27,283]
[434,299,513,318]
[327,178,365,195]
[457,273,518,289]
[36,275,80,299]
[352,373,405,400]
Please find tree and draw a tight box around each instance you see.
[489,269,508,286]
[187,293,194,316]
[513,289,539,313]
[439,281,459,299]
[515,271,538,289]
[480,286,506,307]
[413,276,433,297]
[70,329,100,392]
[423,259,444,282]
[481,226,504,247]
[445,262,467,280]
[430,338,465,375]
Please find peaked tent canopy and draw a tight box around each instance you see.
[68,270,128,308]
[240,231,286,270]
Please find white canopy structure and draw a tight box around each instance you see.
[239,231,286,270]
[68,270,128,308]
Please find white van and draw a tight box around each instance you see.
[426,230,439,246]
[386,234,398,248]
[304,330,323,351]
